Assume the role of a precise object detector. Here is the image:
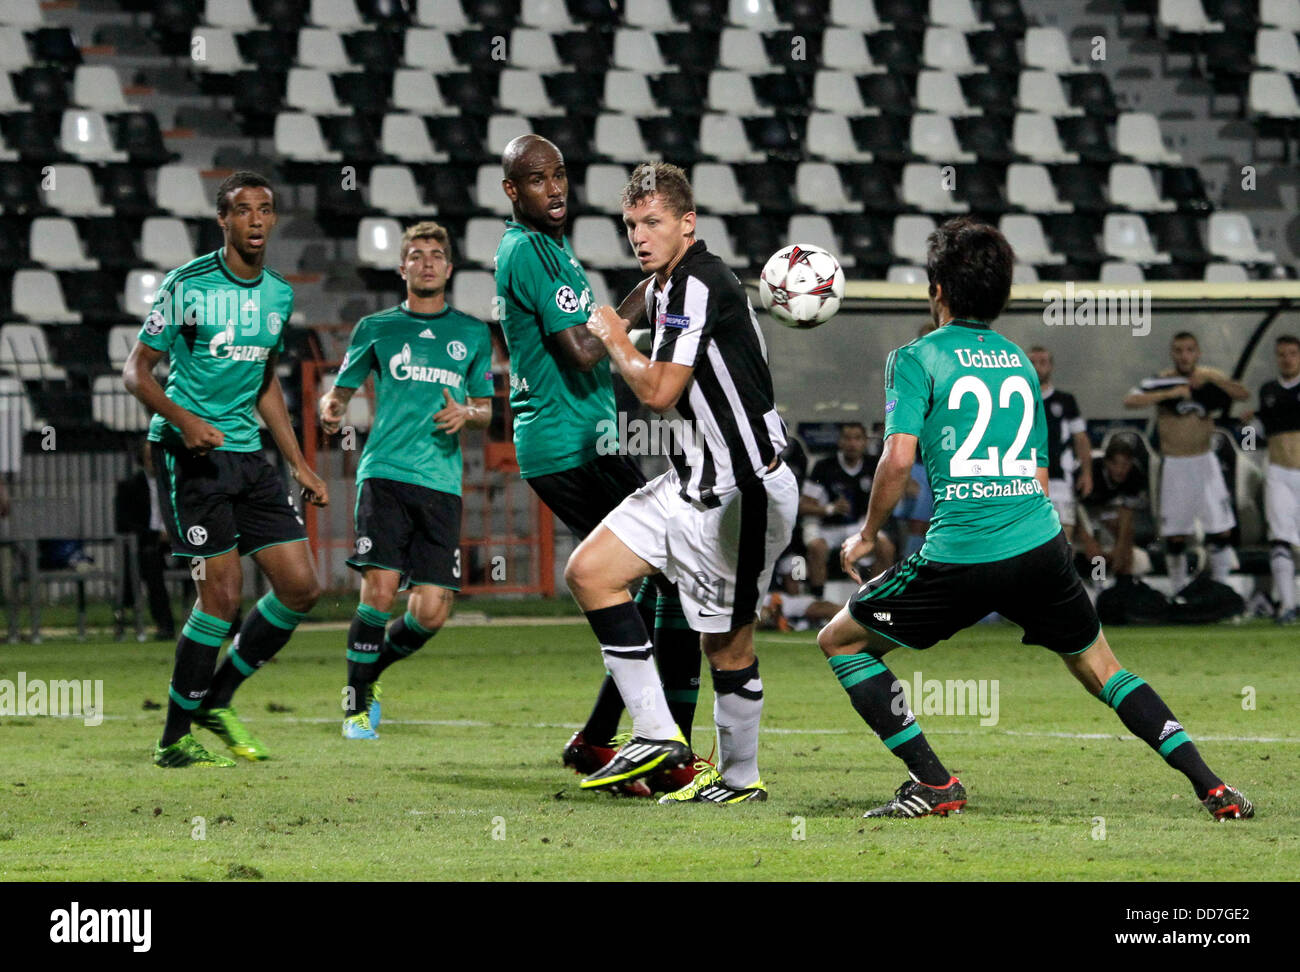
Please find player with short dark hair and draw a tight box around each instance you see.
[123,170,329,768]
[1245,334,1300,623]
[318,221,494,738]
[575,162,799,804]
[1123,331,1247,592]
[493,137,704,794]
[818,217,1253,822]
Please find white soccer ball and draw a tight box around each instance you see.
[758,243,845,329]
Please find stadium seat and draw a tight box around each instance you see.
[700,114,763,162]
[30,218,96,271]
[1116,113,1182,164]
[520,0,571,28]
[310,0,364,28]
[1249,71,1300,118]
[708,71,765,115]
[585,267,612,307]
[276,112,343,161]
[795,162,856,213]
[0,71,18,111]
[693,215,742,263]
[1023,27,1086,72]
[403,28,456,70]
[40,164,112,217]
[887,264,927,283]
[572,215,627,269]
[728,0,781,28]
[916,70,975,116]
[613,29,670,72]
[718,29,770,71]
[1100,260,1146,283]
[902,163,968,213]
[510,28,563,71]
[606,70,662,116]
[812,70,869,113]
[60,110,127,163]
[122,271,162,320]
[1006,163,1073,213]
[392,69,451,114]
[0,323,67,380]
[93,374,150,431]
[1012,112,1079,163]
[922,28,982,72]
[156,164,211,218]
[486,114,532,155]
[961,73,1017,117]
[1208,212,1277,262]
[1158,0,1224,32]
[576,164,626,214]
[413,0,471,28]
[693,163,756,214]
[1160,167,1211,212]
[1066,74,1118,117]
[369,165,436,217]
[891,215,936,264]
[287,68,348,114]
[828,0,884,28]
[72,66,128,112]
[190,28,249,74]
[1011,262,1038,283]
[357,216,403,269]
[822,29,878,72]
[956,116,1014,162]
[499,69,559,117]
[594,114,653,163]
[910,115,975,163]
[788,215,853,266]
[999,214,1064,264]
[450,269,497,322]
[1260,0,1300,29]
[1103,213,1171,263]
[203,0,258,28]
[806,113,872,162]
[298,28,351,70]
[1017,70,1081,117]
[930,0,991,30]
[474,164,514,216]
[465,217,509,271]
[955,163,1008,213]
[1109,163,1176,212]
[0,0,42,27]
[1204,262,1249,282]
[383,114,447,163]
[142,217,196,268]
[1256,27,1300,72]
[13,269,80,323]
[99,166,155,217]
[108,322,141,368]
[0,27,31,70]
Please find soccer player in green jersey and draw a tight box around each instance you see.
[816,218,1254,822]
[123,171,329,768]
[494,135,704,794]
[318,222,493,739]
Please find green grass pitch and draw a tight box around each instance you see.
[0,620,1295,881]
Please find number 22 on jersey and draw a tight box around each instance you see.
[948,375,1037,478]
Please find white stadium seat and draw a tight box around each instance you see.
[1012,112,1079,163]
[380,113,445,162]
[392,68,451,113]
[892,215,937,264]
[594,114,653,163]
[829,0,884,29]
[487,114,531,155]
[30,218,97,270]
[474,164,515,216]
[1103,213,1170,263]
[718,28,769,71]
[1011,263,1039,283]
[60,109,127,162]
[1000,214,1065,264]
[275,112,342,161]
[370,165,437,217]
[1204,262,1249,282]
[1256,27,1300,72]
[0,27,29,70]
[1261,0,1300,29]
[72,66,128,111]
[613,29,669,72]
[123,271,163,321]
[189,28,248,74]
[286,67,348,114]
[1116,112,1182,164]
[605,70,662,115]
[922,27,982,72]
[310,0,364,28]
[1158,0,1224,33]
[795,162,857,213]
[1024,27,1087,72]
[627,0,683,31]
[728,0,781,30]
[450,270,497,323]
[1109,164,1176,212]
[700,114,763,162]
[142,217,196,269]
[909,114,975,163]
[822,29,878,71]
[404,28,457,70]
[413,0,470,28]
[156,165,210,218]
[917,70,975,116]
[465,218,505,266]
[1208,212,1277,263]
[0,323,67,380]
[0,71,19,110]
[581,164,629,215]
[522,0,573,29]
[806,112,872,162]
[708,71,765,115]
[1017,70,1081,116]
[902,163,968,213]
[788,215,854,266]
[13,269,81,324]
[0,0,42,27]
[693,216,742,264]
[203,0,258,29]
[812,70,868,113]
[887,265,927,283]
[1006,163,1073,213]
[572,216,628,269]
[499,69,559,117]
[693,163,755,215]
[1249,71,1300,117]
[1100,261,1146,283]
[40,164,112,216]
[509,29,562,71]
[930,0,991,30]
[357,217,403,269]
[297,28,351,71]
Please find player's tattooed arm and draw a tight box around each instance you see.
[586,305,693,413]
[257,353,329,507]
[841,433,917,581]
[122,341,224,454]
[433,391,492,434]
[318,384,355,435]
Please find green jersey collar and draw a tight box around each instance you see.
[945,317,992,330]
[216,248,264,287]
[505,218,567,246]
[399,300,453,320]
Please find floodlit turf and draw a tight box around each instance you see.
[0,621,1295,881]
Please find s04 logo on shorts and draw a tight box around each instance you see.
[186,525,208,546]
[356,536,372,555]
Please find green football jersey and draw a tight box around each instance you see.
[884,319,1060,563]
[334,302,493,496]
[494,219,616,479]
[138,249,293,453]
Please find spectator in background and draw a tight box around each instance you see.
[1028,345,1093,540]
[115,438,175,640]
[799,422,893,596]
[1076,437,1151,581]
[892,321,936,559]
[1124,332,1247,591]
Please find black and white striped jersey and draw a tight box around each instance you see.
[644,239,787,506]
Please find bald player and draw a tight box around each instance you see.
[1124,332,1247,593]
[492,136,705,793]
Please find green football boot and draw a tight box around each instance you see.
[153,734,236,768]
[658,765,768,804]
[192,706,270,761]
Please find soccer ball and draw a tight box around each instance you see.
[758,244,845,329]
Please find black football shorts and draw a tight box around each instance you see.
[348,477,463,591]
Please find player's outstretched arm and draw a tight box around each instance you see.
[257,352,328,507]
[122,341,223,454]
[841,433,917,581]
[586,304,692,413]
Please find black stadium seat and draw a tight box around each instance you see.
[32,28,83,68]
[237,31,299,71]
[1149,211,1209,264]
[956,163,1010,215]
[569,0,622,26]
[651,73,705,114]
[961,73,1016,117]
[334,71,392,115]
[97,166,155,217]
[463,0,522,32]
[1058,115,1119,163]
[983,0,1028,33]
[420,165,479,217]
[868,31,921,74]
[253,0,308,28]
[543,72,603,114]
[956,116,1014,162]
[1052,163,1108,213]
[1045,212,1104,268]
[450,30,509,70]
[0,163,41,214]
[846,162,906,213]
[432,116,488,163]
[345,31,401,72]
[851,114,912,163]
[860,74,914,116]
[554,29,613,72]
[670,0,729,29]
[0,217,26,267]
[775,0,829,29]
[727,213,783,267]
[836,213,894,269]
[752,73,813,113]
[876,0,926,27]
[16,68,69,112]
[437,73,498,115]
[967,30,1020,74]
[323,115,385,164]
[114,113,179,167]
[80,218,142,268]
[150,0,202,58]
[1065,74,1119,118]
[315,170,372,237]
[529,116,593,165]
[3,112,61,161]
[357,0,412,27]
[232,70,287,138]
[657,31,720,73]
[735,162,797,212]
[743,115,802,157]
[63,270,132,325]
[1162,166,1212,212]
[638,115,699,164]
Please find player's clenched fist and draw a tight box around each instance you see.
[293,464,329,507]
[180,416,224,455]
[318,391,347,435]
[840,530,876,583]
[585,304,628,344]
